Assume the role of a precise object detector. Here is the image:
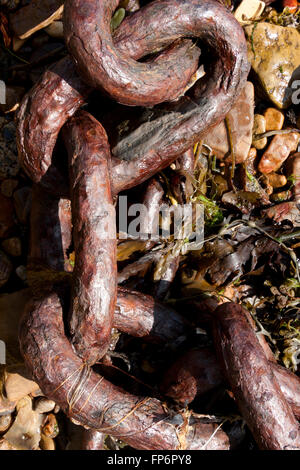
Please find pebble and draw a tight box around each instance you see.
[16,265,27,282]
[40,435,55,451]
[44,20,63,38]
[271,190,291,203]
[266,173,287,189]
[5,369,39,402]
[42,414,59,439]
[30,389,44,398]
[252,114,267,149]
[1,179,18,198]
[234,0,265,24]
[283,0,298,12]
[53,404,60,414]
[34,398,56,414]
[264,108,285,131]
[0,250,13,288]
[0,193,15,239]
[1,237,22,257]
[258,132,300,174]
[202,82,254,163]
[262,178,273,196]
[245,23,300,108]
[4,396,43,450]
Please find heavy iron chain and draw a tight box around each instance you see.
[16,0,300,451]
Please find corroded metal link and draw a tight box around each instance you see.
[212,303,300,450]
[16,0,248,195]
[19,289,230,450]
[64,0,201,107]
[23,161,231,448]
[67,114,117,364]
[15,0,263,450]
[16,0,201,187]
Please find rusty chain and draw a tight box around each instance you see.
[15,0,300,450]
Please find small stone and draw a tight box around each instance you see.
[16,265,27,282]
[34,398,56,414]
[40,435,55,451]
[271,190,291,203]
[265,173,287,189]
[234,0,265,24]
[5,367,39,402]
[1,179,18,198]
[202,82,254,163]
[44,20,63,38]
[283,0,298,12]
[42,413,59,439]
[0,250,13,288]
[245,23,300,108]
[4,396,43,450]
[262,179,273,196]
[258,132,300,174]
[0,193,15,239]
[264,108,285,131]
[2,237,22,257]
[13,187,32,224]
[0,414,12,433]
[10,0,64,40]
[252,114,267,149]
[53,405,60,414]
[30,389,44,398]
